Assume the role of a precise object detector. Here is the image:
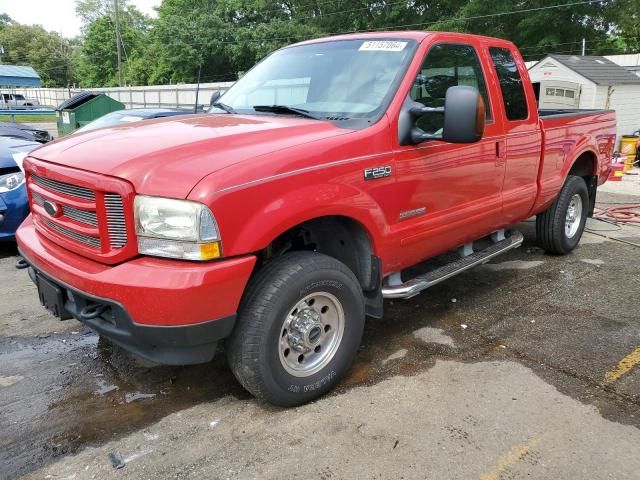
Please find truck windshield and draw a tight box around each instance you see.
[216,39,417,124]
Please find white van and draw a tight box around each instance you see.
[0,93,41,109]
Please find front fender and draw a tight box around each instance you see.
[205,180,388,258]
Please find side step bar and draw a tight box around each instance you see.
[382,230,524,299]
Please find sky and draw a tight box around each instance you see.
[0,0,161,38]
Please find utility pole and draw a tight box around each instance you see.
[582,38,586,56]
[114,0,123,86]
[194,63,202,114]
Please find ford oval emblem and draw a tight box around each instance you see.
[43,200,60,217]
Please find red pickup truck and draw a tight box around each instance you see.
[16,31,615,406]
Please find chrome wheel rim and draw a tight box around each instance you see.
[278,292,345,377]
[565,194,583,239]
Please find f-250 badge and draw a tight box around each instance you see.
[364,165,391,180]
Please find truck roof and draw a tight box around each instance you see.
[289,31,515,49]
[290,31,432,47]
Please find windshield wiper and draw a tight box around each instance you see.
[210,102,236,114]
[252,105,322,120]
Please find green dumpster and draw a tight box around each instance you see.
[56,92,125,136]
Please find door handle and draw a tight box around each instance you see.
[495,140,506,166]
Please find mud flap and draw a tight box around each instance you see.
[587,176,597,217]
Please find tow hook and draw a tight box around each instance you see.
[80,303,108,320]
[15,257,29,269]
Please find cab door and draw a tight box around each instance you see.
[391,41,506,269]
[486,45,541,222]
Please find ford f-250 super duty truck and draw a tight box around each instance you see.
[16,32,616,406]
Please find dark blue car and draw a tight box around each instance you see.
[0,137,40,241]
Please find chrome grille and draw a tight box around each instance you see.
[64,206,98,226]
[105,193,127,248]
[28,166,132,260]
[32,192,98,226]
[31,173,95,201]
[31,191,44,206]
[43,219,101,248]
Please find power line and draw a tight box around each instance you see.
[160,0,610,48]
[520,35,639,50]
[293,0,418,22]
[225,0,354,17]
[361,0,607,32]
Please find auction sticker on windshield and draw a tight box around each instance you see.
[359,41,407,52]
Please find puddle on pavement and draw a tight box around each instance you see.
[0,331,249,479]
[44,338,249,453]
[340,296,500,390]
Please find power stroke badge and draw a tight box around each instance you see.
[364,165,391,180]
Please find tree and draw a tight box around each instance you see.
[609,0,640,52]
[0,13,13,27]
[429,0,616,60]
[146,0,323,84]
[69,0,640,87]
[0,23,75,86]
[73,1,151,86]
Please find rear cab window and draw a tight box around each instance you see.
[409,43,492,135]
[488,47,528,121]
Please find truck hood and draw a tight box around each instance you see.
[30,114,351,198]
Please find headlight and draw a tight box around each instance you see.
[134,195,221,261]
[0,171,25,193]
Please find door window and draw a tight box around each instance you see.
[489,47,528,121]
[410,43,491,135]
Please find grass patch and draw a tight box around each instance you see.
[0,114,56,123]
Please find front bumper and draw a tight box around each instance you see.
[17,216,257,364]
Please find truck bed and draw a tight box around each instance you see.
[538,108,614,119]
[534,108,617,214]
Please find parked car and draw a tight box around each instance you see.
[74,108,193,134]
[0,122,53,143]
[16,32,616,406]
[0,137,39,240]
[0,93,41,109]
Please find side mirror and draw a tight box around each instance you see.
[209,91,221,106]
[410,86,486,144]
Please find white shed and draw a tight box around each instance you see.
[528,54,640,142]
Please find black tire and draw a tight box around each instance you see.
[227,251,365,407]
[536,175,589,254]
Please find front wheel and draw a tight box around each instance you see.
[536,175,589,254]
[227,251,365,406]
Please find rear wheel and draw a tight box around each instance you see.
[227,251,365,406]
[536,175,589,254]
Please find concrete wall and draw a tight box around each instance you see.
[9,82,235,110]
